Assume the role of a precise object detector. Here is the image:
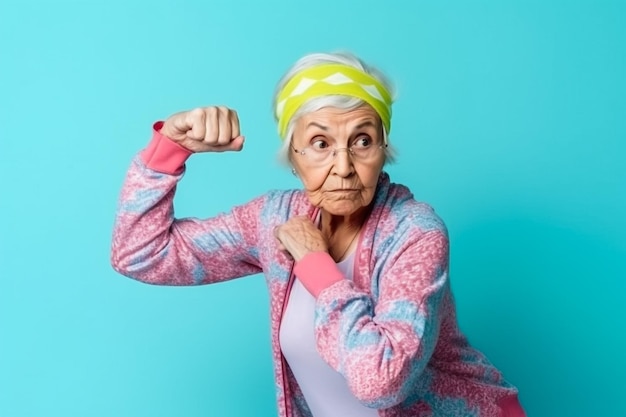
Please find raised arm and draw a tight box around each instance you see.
[111,107,263,285]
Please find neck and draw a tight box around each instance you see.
[319,205,369,236]
[320,205,371,262]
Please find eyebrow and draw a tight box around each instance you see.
[354,120,377,129]
[305,120,377,131]
[306,122,328,131]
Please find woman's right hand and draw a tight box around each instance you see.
[160,106,244,153]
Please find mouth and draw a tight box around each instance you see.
[327,188,359,192]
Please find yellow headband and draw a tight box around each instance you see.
[275,64,393,140]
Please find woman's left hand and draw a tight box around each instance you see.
[274,216,328,262]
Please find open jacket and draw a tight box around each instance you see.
[110,126,525,417]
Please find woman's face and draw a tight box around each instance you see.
[291,105,386,217]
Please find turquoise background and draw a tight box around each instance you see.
[1,0,624,416]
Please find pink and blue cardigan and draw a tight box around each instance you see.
[111,125,526,417]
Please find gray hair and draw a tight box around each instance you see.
[272,52,397,165]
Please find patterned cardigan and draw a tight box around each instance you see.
[110,127,525,417]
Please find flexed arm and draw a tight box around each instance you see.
[111,107,262,286]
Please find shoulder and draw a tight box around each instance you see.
[237,188,311,220]
[382,180,448,238]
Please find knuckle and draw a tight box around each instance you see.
[190,107,205,118]
[188,109,205,128]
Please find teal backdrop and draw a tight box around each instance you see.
[1,1,624,416]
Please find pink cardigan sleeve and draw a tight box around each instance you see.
[311,231,449,408]
[110,123,263,285]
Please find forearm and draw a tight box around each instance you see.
[313,280,437,408]
[110,155,198,285]
[303,231,448,408]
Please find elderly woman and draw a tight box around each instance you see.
[111,52,526,417]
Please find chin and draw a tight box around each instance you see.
[322,202,363,216]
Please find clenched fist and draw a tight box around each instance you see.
[160,106,244,153]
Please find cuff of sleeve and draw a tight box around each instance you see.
[293,252,345,298]
[498,395,526,417]
[139,121,193,175]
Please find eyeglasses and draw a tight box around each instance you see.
[291,138,386,166]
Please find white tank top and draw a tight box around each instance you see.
[279,252,379,417]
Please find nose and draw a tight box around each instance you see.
[331,148,354,177]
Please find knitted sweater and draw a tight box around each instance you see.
[110,125,526,417]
